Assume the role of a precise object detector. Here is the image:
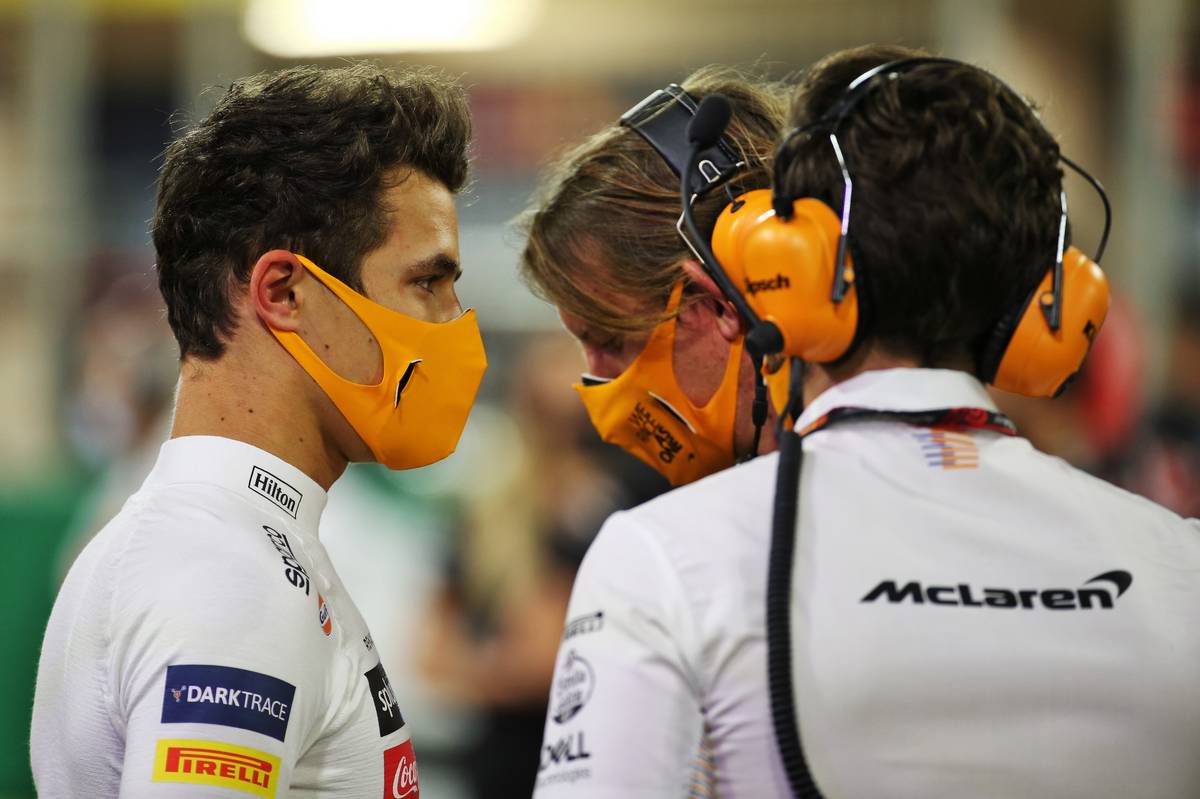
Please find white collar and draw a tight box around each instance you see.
[795,368,999,433]
[144,435,328,538]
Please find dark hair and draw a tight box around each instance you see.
[778,45,1065,368]
[153,63,471,360]
[520,66,788,335]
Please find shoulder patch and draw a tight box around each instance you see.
[162,664,295,742]
[364,662,404,737]
[153,738,280,797]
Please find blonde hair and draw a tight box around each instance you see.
[520,66,788,335]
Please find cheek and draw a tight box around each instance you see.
[672,328,734,407]
[299,284,384,385]
[582,346,634,380]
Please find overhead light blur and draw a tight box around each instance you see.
[243,0,541,57]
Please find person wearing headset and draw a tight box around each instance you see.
[526,44,1200,799]
[521,66,790,489]
[32,64,485,798]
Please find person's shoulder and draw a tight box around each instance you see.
[1018,443,1196,529]
[619,452,779,539]
[107,481,321,639]
[584,454,780,591]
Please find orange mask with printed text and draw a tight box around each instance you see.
[574,283,745,486]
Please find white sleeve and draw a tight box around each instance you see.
[534,511,706,798]
[111,549,322,798]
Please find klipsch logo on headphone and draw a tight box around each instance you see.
[744,273,791,295]
[861,570,1133,610]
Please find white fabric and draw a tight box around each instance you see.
[533,368,1200,799]
[32,436,419,798]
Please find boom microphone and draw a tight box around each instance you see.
[688,95,733,149]
[679,96,783,360]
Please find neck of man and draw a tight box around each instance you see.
[170,350,348,491]
[804,346,971,406]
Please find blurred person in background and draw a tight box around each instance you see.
[1117,278,1200,516]
[56,261,178,577]
[518,66,788,795]
[525,43,1200,798]
[417,333,665,798]
[31,63,484,798]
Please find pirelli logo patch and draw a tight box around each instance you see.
[153,739,280,797]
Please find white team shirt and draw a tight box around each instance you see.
[31,435,420,799]
[534,368,1200,798]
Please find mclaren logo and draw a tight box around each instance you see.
[861,570,1132,610]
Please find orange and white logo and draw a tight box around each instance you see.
[318,593,333,636]
[153,739,280,798]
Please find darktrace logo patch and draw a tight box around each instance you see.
[364,662,404,737]
[861,570,1133,610]
[161,665,295,742]
[249,466,301,518]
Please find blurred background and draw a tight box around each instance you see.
[1,0,1197,796]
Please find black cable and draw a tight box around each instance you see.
[747,363,768,460]
[766,359,825,799]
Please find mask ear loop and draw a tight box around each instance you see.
[744,364,768,462]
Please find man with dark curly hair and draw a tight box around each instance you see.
[524,44,1200,798]
[31,63,484,798]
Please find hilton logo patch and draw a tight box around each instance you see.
[249,466,301,518]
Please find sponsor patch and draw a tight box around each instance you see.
[563,611,604,641]
[539,730,592,772]
[162,664,295,742]
[912,429,979,469]
[364,662,404,737]
[318,593,333,636]
[383,739,419,798]
[153,738,280,798]
[861,570,1134,610]
[249,466,301,518]
[629,401,687,464]
[551,650,594,724]
[263,525,311,595]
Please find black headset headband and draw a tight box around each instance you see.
[620,84,746,197]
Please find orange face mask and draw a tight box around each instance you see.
[269,254,487,470]
[574,283,745,487]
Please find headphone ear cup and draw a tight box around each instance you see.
[978,308,1021,385]
[712,193,859,362]
[990,246,1110,398]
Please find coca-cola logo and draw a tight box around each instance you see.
[551,650,594,725]
[383,740,419,799]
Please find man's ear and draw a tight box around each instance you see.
[679,259,743,342]
[249,250,305,332]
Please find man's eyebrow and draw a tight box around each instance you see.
[406,254,461,281]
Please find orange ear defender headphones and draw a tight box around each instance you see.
[626,58,1115,799]
[706,56,1112,399]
